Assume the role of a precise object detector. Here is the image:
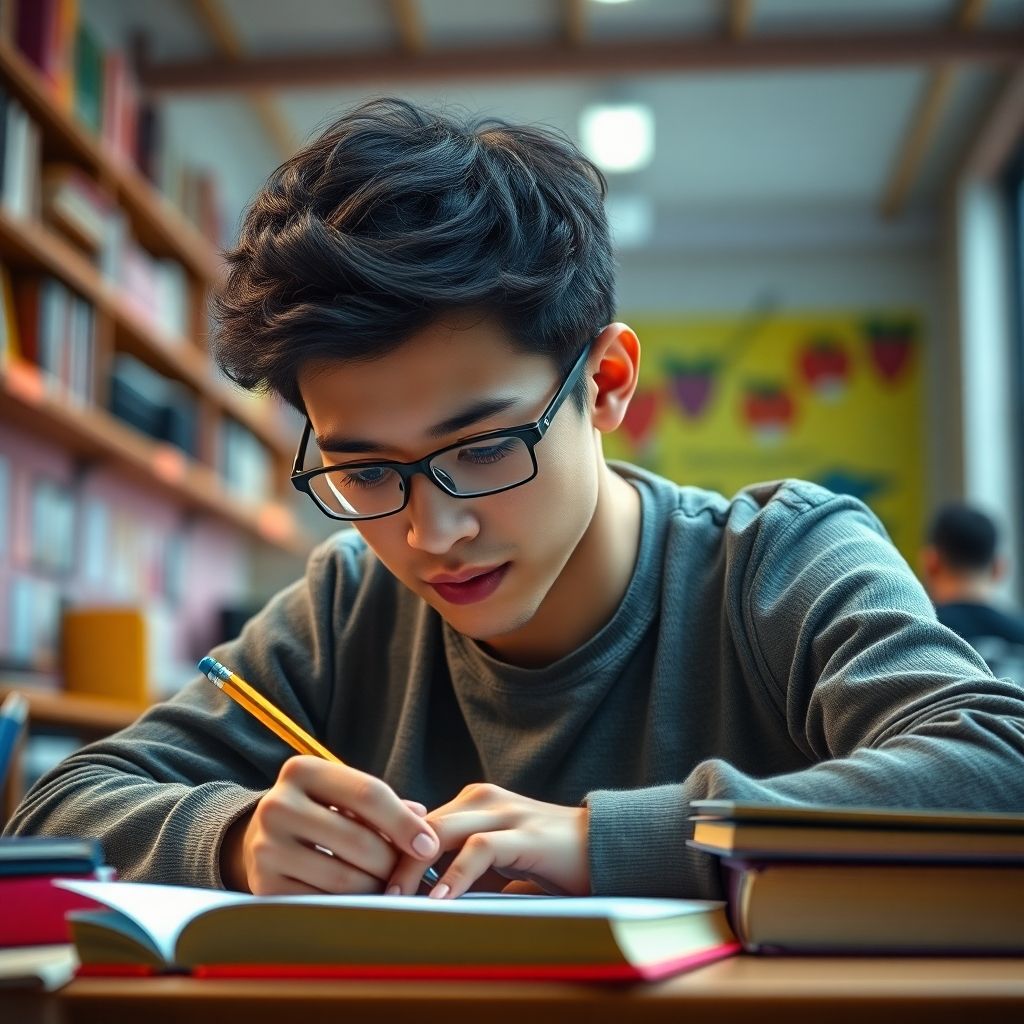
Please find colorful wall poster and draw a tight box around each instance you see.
[606,310,925,562]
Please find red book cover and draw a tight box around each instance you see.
[0,875,110,947]
[190,941,742,982]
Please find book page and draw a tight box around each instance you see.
[57,881,252,962]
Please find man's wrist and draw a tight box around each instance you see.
[220,808,254,891]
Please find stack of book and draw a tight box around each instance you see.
[688,800,1024,954]
[0,837,114,992]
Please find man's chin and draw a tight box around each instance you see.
[439,601,540,644]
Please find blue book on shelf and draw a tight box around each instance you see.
[0,690,28,791]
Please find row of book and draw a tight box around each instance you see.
[0,89,192,339]
[42,163,190,339]
[1,266,274,503]
[7,273,95,405]
[12,0,223,246]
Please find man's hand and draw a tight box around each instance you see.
[385,783,590,899]
[220,755,439,895]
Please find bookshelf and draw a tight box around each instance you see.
[0,32,309,555]
[0,2,317,775]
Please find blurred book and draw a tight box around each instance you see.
[12,276,95,405]
[108,353,198,456]
[219,418,272,505]
[72,19,103,134]
[0,88,41,219]
[62,606,148,704]
[0,691,28,790]
[41,163,114,258]
[0,944,77,991]
[0,836,113,949]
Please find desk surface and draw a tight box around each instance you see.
[6,956,1024,1024]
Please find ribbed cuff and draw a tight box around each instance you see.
[585,783,723,899]
[154,782,265,889]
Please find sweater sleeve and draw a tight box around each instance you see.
[2,537,351,888]
[587,488,1024,899]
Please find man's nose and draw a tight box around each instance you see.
[404,471,480,554]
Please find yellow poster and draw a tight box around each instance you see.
[608,311,925,561]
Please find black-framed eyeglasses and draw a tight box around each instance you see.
[290,339,594,522]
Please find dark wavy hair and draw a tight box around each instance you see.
[212,97,615,413]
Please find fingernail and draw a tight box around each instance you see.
[429,882,450,900]
[386,884,400,896]
[412,832,438,857]
[408,801,427,815]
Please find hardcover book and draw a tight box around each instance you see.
[58,880,740,981]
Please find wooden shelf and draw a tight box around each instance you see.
[0,39,221,282]
[0,364,310,557]
[0,210,292,458]
[0,685,146,734]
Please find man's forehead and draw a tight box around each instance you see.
[302,344,553,456]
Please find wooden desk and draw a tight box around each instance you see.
[5,956,1024,1024]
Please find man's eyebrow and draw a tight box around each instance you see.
[315,396,521,455]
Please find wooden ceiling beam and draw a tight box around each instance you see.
[879,0,990,220]
[188,0,297,160]
[955,61,1024,181]
[139,28,1024,94]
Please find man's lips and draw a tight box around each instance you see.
[425,564,506,585]
[426,563,511,605]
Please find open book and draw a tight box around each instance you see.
[57,880,739,981]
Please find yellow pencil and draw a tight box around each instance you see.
[199,655,338,761]
[198,655,440,885]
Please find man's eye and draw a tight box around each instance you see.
[457,439,518,465]
[339,466,389,488]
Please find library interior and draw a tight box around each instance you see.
[2,0,1024,1019]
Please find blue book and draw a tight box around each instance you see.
[0,691,28,792]
[0,836,104,878]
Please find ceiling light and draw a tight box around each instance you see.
[579,103,654,174]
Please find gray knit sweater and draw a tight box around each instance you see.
[8,465,1024,897]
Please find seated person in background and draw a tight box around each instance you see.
[922,502,1024,681]
[5,99,1024,900]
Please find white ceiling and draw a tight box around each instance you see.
[81,0,1024,254]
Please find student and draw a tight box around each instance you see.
[922,502,1024,682]
[6,99,1024,899]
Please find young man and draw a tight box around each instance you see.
[7,99,1024,899]
[922,503,1024,681]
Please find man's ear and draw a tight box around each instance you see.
[920,545,941,586]
[589,323,640,434]
[991,555,1007,584]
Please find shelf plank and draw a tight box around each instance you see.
[0,39,221,282]
[0,209,292,457]
[0,363,310,557]
[0,685,146,733]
